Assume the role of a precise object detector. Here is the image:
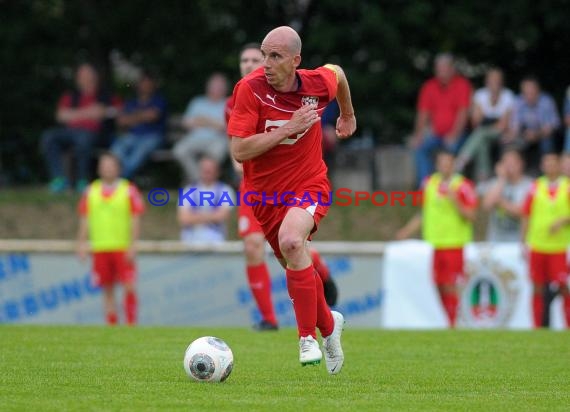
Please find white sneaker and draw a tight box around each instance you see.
[322,311,345,375]
[299,335,322,366]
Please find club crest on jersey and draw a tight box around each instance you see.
[301,96,319,106]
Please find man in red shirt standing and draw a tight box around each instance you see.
[227,26,356,374]
[77,152,144,325]
[412,53,472,186]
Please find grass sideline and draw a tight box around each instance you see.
[1,326,569,411]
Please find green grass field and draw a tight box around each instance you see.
[1,326,569,411]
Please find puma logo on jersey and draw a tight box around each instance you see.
[266,94,277,104]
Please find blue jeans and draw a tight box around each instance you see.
[414,133,466,186]
[517,133,555,153]
[540,135,555,153]
[111,132,163,179]
[40,127,96,181]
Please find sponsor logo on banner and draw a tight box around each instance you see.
[460,246,520,328]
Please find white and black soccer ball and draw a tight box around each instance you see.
[183,336,234,383]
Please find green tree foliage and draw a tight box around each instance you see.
[2,0,570,182]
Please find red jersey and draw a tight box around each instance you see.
[78,181,145,216]
[417,75,472,136]
[58,92,122,133]
[227,66,338,201]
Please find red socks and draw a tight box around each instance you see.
[310,249,330,283]
[286,264,333,339]
[315,271,334,337]
[247,263,277,325]
[441,293,458,327]
[106,312,118,325]
[124,291,138,325]
[532,293,544,328]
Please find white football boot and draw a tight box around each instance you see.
[299,335,322,366]
[322,310,345,375]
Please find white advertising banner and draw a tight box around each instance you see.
[382,240,566,329]
[0,251,382,327]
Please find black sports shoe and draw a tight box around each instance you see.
[253,320,279,331]
[323,277,339,306]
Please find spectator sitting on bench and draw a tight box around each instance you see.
[111,69,167,179]
[41,62,121,193]
[173,73,228,184]
[456,68,515,181]
[177,156,235,245]
[504,75,560,173]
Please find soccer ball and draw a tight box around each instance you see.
[183,336,234,383]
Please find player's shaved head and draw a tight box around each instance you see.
[260,26,303,91]
[262,26,302,55]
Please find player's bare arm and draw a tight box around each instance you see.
[549,215,570,234]
[395,213,422,240]
[231,155,244,174]
[127,215,141,261]
[231,103,320,162]
[519,217,529,260]
[449,190,476,222]
[497,197,523,218]
[76,216,89,261]
[324,64,356,139]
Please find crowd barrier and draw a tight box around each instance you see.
[0,240,565,329]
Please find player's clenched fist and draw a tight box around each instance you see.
[336,113,356,139]
[285,104,320,135]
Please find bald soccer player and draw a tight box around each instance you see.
[226,43,339,332]
[227,27,356,374]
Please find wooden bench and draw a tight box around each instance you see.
[148,114,185,162]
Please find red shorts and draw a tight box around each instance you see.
[238,203,264,237]
[251,190,330,259]
[92,251,136,287]
[529,251,568,285]
[238,181,263,237]
[433,248,464,286]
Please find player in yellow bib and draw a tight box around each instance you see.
[397,150,478,327]
[77,152,144,325]
[520,152,570,328]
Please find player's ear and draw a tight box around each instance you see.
[293,54,301,68]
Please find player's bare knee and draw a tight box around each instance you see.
[124,282,136,294]
[439,284,456,294]
[244,236,264,263]
[278,234,304,258]
[102,285,114,296]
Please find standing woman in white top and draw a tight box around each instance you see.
[456,68,515,180]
